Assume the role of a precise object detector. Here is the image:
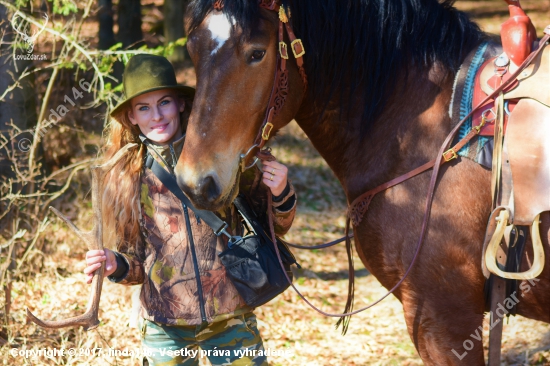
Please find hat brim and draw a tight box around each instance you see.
[110,85,195,117]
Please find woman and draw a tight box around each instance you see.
[83,54,297,366]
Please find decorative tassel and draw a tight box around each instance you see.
[335,216,355,334]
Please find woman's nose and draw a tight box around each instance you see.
[152,106,163,121]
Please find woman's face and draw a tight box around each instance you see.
[128,89,185,144]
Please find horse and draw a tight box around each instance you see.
[174,0,550,364]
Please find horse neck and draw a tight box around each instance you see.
[294,65,456,202]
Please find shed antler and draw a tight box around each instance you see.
[26,143,137,330]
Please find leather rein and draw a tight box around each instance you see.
[216,0,550,318]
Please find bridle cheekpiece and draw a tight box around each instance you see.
[213,0,307,172]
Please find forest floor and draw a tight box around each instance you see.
[1,0,550,365]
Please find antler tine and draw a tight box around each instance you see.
[27,143,138,330]
[10,12,29,41]
[94,143,138,177]
[48,206,96,246]
[31,13,49,40]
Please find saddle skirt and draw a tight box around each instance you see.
[475,40,550,225]
[479,39,550,108]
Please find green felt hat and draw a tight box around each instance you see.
[110,54,195,117]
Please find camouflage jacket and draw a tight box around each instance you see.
[110,135,297,326]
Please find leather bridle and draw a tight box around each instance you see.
[216,0,308,172]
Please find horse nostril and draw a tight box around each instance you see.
[199,175,221,203]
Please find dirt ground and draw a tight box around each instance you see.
[1,1,550,365]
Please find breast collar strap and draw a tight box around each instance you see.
[217,0,308,172]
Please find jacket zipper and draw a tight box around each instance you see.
[168,143,200,225]
[183,204,207,323]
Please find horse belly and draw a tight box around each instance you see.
[352,159,491,302]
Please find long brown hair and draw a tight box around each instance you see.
[101,91,192,252]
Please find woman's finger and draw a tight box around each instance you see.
[86,250,105,259]
[262,160,287,171]
[262,171,283,184]
[262,174,286,196]
[86,255,106,265]
[262,163,288,183]
[83,262,103,275]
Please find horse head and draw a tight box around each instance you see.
[176,1,306,211]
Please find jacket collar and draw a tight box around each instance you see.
[139,133,185,170]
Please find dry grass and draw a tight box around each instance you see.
[2,1,550,365]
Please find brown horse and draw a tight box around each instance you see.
[175,0,550,364]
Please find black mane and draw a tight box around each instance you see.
[187,0,484,135]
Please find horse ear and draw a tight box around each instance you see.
[213,0,223,10]
[259,0,279,11]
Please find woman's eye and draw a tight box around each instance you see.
[160,99,170,106]
[251,50,266,61]
[139,106,149,111]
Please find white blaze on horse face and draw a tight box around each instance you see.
[206,12,234,55]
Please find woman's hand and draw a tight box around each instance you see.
[84,249,117,284]
[261,160,288,197]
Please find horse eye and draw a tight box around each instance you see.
[251,50,266,61]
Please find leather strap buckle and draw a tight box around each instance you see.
[494,65,508,78]
[262,122,274,140]
[291,39,305,58]
[474,115,488,134]
[443,148,457,162]
[214,222,229,236]
[279,42,289,59]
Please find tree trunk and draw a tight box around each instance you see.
[0,3,38,180]
[0,3,38,293]
[98,0,116,50]
[117,0,142,48]
[163,0,187,62]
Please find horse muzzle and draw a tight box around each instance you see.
[175,165,239,211]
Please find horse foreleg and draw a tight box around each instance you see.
[401,295,486,365]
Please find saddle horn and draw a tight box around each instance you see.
[501,0,537,65]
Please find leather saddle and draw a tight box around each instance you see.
[476,1,550,280]
[464,3,549,364]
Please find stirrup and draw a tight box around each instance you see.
[485,208,545,280]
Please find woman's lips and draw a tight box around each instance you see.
[151,123,168,131]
